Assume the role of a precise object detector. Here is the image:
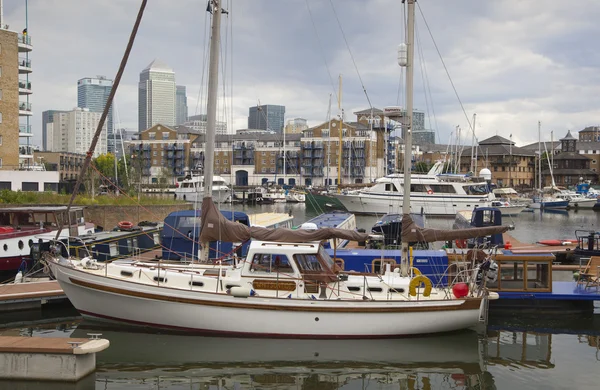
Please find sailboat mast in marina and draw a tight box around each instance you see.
[400,0,416,276]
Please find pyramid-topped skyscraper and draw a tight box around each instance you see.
[138,59,176,131]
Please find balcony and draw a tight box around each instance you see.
[18,58,32,74]
[18,80,32,95]
[19,124,32,137]
[19,145,34,158]
[18,34,32,52]
[19,101,32,116]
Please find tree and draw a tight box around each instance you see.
[93,153,116,180]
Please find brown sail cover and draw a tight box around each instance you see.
[401,213,509,243]
[199,197,370,243]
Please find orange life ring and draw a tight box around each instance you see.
[455,239,467,249]
[427,189,433,195]
[118,221,134,230]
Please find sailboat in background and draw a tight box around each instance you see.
[529,121,569,210]
[47,0,510,338]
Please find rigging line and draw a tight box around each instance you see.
[304,0,338,103]
[55,0,148,241]
[397,1,406,108]
[194,9,211,116]
[414,18,440,145]
[415,2,475,138]
[327,0,372,109]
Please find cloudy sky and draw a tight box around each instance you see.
[6,0,600,148]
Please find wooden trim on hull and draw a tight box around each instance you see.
[68,277,482,313]
[78,309,476,339]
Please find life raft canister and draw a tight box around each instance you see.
[409,275,432,297]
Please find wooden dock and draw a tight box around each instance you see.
[0,336,109,381]
[0,280,67,312]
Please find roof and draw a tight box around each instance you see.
[560,130,576,141]
[479,135,514,146]
[142,59,173,73]
[193,132,302,143]
[353,108,384,115]
[542,168,597,176]
[579,126,600,133]
[552,152,590,161]
[173,125,199,135]
[461,144,535,157]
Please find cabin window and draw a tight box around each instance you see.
[294,253,324,272]
[491,260,551,291]
[464,184,489,195]
[385,183,399,192]
[120,271,133,277]
[429,184,456,194]
[250,253,293,273]
[410,184,427,193]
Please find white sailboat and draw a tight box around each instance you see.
[47,0,508,338]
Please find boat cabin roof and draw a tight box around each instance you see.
[249,212,294,228]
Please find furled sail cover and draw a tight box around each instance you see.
[199,197,370,243]
[401,213,509,243]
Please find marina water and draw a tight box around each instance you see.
[2,204,600,389]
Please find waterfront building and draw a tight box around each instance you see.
[175,85,188,125]
[48,108,107,157]
[183,114,227,135]
[284,118,308,134]
[77,76,113,151]
[33,151,86,182]
[138,59,176,132]
[542,130,597,187]
[248,104,285,133]
[459,135,536,189]
[578,126,600,143]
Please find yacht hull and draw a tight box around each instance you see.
[174,187,231,204]
[333,193,493,216]
[51,263,483,338]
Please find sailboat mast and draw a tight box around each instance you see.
[401,0,415,276]
[473,114,478,174]
[470,113,476,173]
[538,120,541,191]
[326,93,332,186]
[337,75,343,189]
[204,0,222,199]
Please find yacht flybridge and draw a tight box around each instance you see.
[332,162,496,215]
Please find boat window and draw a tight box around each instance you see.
[14,212,34,226]
[384,183,399,192]
[496,261,525,290]
[410,184,427,193]
[429,184,456,194]
[294,253,324,272]
[318,246,336,270]
[0,212,10,225]
[463,184,490,195]
[176,216,201,232]
[250,253,293,273]
[526,261,550,290]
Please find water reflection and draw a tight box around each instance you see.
[4,314,600,389]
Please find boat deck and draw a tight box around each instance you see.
[503,233,577,254]
[0,336,91,354]
[303,211,354,228]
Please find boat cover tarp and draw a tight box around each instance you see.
[199,197,370,243]
[401,213,509,243]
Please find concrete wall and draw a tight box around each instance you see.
[0,170,60,191]
[84,203,192,230]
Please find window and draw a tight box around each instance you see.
[0,89,3,100]
[250,253,292,273]
[148,132,156,140]
[0,112,2,123]
[216,159,220,164]
[224,159,228,164]
[261,167,266,173]
[162,132,169,140]
[153,151,157,156]
[0,159,2,168]
[0,135,2,145]
[22,182,39,191]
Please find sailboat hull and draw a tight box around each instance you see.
[52,263,483,339]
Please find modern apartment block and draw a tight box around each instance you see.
[184,114,227,135]
[77,76,113,150]
[138,59,176,132]
[175,85,188,125]
[248,104,285,133]
[33,151,86,182]
[0,28,20,170]
[48,108,107,157]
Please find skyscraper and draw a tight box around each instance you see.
[175,85,188,125]
[138,59,176,132]
[77,76,113,139]
[248,104,285,133]
[49,108,107,157]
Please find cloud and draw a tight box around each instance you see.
[5,0,600,150]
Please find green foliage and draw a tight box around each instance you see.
[0,190,184,206]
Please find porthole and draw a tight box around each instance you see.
[190,281,204,287]
[3,244,7,251]
[153,276,167,283]
[347,286,361,292]
[28,239,33,247]
[18,240,24,250]
[120,271,133,277]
